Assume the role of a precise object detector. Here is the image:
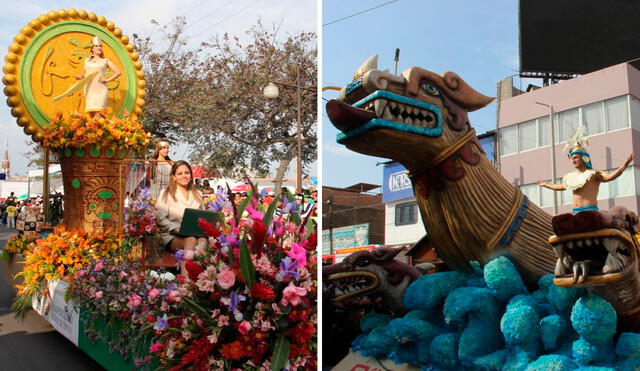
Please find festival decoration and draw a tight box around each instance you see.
[325,55,558,284]
[66,190,317,370]
[1,9,146,143]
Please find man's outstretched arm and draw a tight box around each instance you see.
[537,180,566,191]
[599,153,635,182]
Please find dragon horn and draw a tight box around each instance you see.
[404,67,495,111]
[353,54,378,80]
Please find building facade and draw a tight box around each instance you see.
[498,61,640,214]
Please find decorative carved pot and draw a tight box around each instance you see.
[59,146,131,234]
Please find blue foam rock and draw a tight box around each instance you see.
[615,332,640,356]
[429,332,459,369]
[404,271,469,309]
[570,296,617,344]
[572,336,599,366]
[359,312,392,333]
[524,354,577,371]
[547,284,587,315]
[540,315,567,351]
[501,302,540,354]
[472,349,508,371]
[358,326,393,359]
[483,256,528,301]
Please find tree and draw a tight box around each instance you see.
[133,20,317,191]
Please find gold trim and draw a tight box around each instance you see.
[2,8,146,144]
[407,129,477,178]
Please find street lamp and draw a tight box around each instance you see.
[535,101,558,215]
[263,66,303,194]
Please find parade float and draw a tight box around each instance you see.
[2,9,316,370]
[324,55,640,370]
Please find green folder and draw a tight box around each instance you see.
[176,208,222,237]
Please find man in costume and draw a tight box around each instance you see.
[538,140,634,213]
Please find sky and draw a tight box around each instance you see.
[0,0,316,177]
[322,0,534,189]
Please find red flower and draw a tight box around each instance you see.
[250,282,276,301]
[197,218,221,238]
[306,231,317,252]
[250,219,266,255]
[220,340,245,360]
[185,260,203,281]
[288,307,311,322]
[168,336,214,371]
[146,313,156,323]
[288,322,315,345]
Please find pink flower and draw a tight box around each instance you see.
[217,269,236,290]
[119,271,128,278]
[183,249,195,261]
[280,282,307,307]
[237,320,251,335]
[94,291,103,299]
[167,290,181,303]
[148,288,160,301]
[149,341,163,353]
[287,242,307,267]
[94,261,104,271]
[129,293,142,307]
[76,269,86,277]
[218,315,230,327]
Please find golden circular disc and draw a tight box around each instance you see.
[1,9,147,144]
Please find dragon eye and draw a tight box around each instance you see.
[356,258,371,267]
[422,82,440,96]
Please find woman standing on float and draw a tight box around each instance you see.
[75,36,121,116]
[149,140,173,199]
[156,160,206,273]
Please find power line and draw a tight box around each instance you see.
[323,0,400,27]
[185,0,236,32]
[191,0,262,39]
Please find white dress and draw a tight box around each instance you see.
[156,189,204,246]
[83,58,108,112]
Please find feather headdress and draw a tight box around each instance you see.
[563,125,592,169]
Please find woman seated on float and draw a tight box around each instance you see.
[156,160,207,269]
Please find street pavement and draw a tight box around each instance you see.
[0,225,103,371]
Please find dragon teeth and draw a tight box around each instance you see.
[585,239,592,247]
[373,99,387,117]
[602,237,620,254]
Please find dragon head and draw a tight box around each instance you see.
[550,207,639,287]
[322,247,425,316]
[326,55,494,170]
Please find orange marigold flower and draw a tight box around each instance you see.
[219,341,245,360]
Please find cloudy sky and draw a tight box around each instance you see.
[0,0,317,176]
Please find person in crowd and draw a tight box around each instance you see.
[201,180,214,196]
[148,140,173,199]
[301,192,315,219]
[6,202,16,229]
[0,202,6,226]
[233,192,242,204]
[75,36,121,117]
[155,160,206,274]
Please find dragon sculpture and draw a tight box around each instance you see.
[326,55,557,284]
[550,206,640,330]
[325,55,640,331]
[323,247,429,316]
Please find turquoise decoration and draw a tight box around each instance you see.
[336,90,444,143]
[351,256,640,369]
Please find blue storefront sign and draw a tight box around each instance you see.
[382,162,414,203]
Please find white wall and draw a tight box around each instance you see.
[384,197,426,245]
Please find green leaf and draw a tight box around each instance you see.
[182,297,210,322]
[262,194,280,229]
[290,211,301,226]
[304,217,315,239]
[235,190,252,223]
[239,237,255,288]
[270,334,290,371]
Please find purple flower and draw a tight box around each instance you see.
[283,198,297,214]
[220,290,246,321]
[153,314,169,331]
[174,249,185,263]
[276,256,299,281]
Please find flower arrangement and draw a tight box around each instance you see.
[0,234,36,261]
[12,227,122,318]
[67,188,317,370]
[123,187,159,238]
[42,112,151,153]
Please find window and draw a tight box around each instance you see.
[605,96,629,131]
[631,97,640,131]
[539,180,556,208]
[395,201,418,226]
[518,120,537,151]
[538,116,550,147]
[500,125,518,155]
[558,109,579,142]
[583,102,604,136]
[610,166,634,197]
[520,183,540,207]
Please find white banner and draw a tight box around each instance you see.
[32,280,79,345]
